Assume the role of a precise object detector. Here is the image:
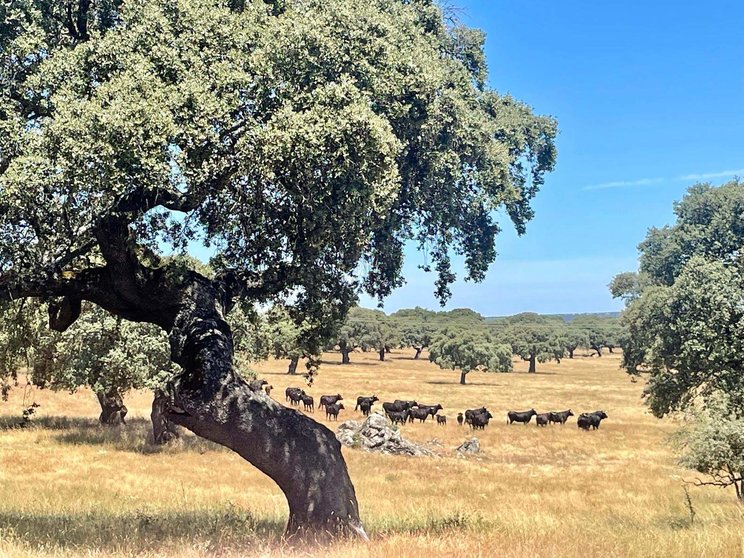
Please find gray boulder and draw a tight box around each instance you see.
[336,412,435,457]
[456,437,481,454]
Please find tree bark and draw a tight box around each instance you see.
[96,389,127,425]
[163,278,364,539]
[460,370,468,385]
[528,354,536,373]
[287,355,299,375]
[378,347,385,361]
[567,347,575,359]
[414,347,422,359]
[151,390,179,444]
[339,342,351,364]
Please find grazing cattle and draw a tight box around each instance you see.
[285,388,305,406]
[416,403,443,417]
[355,395,379,411]
[457,413,464,426]
[470,411,493,430]
[388,409,409,425]
[409,407,431,423]
[325,403,345,421]
[359,400,373,417]
[249,379,268,392]
[301,394,314,412]
[548,409,574,425]
[464,407,489,427]
[319,394,343,411]
[285,387,303,402]
[536,413,549,426]
[578,410,608,430]
[507,409,537,425]
[436,415,447,426]
[264,384,273,397]
[382,400,417,417]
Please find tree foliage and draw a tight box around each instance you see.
[672,394,744,501]
[428,327,512,384]
[498,313,564,373]
[616,182,744,501]
[618,182,744,415]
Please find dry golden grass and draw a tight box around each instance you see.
[1,350,743,557]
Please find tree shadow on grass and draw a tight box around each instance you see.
[0,415,222,455]
[0,506,285,554]
[424,380,504,387]
[319,360,380,367]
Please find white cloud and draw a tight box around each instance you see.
[583,177,664,191]
[678,168,744,181]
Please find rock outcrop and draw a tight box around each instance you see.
[336,412,436,457]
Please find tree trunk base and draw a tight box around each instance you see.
[151,390,179,444]
[96,390,127,426]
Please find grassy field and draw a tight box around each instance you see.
[0,350,742,557]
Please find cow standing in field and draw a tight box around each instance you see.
[325,403,345,421]
[469,410,493,430]
[536,413,549,426]
[388,409,409,425]
[249,379,268,392]
[286,388,305,406]
[548,409,574,425]
[285,387,304,403]
[382,400,417,418]
[301,394,314,412]
[264,384,273,398]
[416,403,443,418]
[319,394,343,411]
[507,409,537,425]
[436,415,447,426]
[578,410,608,430]
[355,395,379,411]
[359,400,374,416]
[464,407,489,427]
[457,413,464,426]
[409,407,432,423]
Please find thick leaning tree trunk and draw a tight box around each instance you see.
[162,278,364,539]
[96,389,128,425]
[413,347,422,359]
[378,347,385,361]
[528,354,536,373]
[460,371,468,385]
[151,391,179,444]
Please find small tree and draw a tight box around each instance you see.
[392,307,439,359]
[333,307,369,364]
[563,324,588,359]
[429,328,512,384]
[0,299,179,433]
[502,315,564,373]
[264,305,314,375]
[359,310,401,361]
[673,395,744,502]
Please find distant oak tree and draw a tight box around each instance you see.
[429,327,512,384]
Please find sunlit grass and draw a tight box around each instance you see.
[1,350,743,556]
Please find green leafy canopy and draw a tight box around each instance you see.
[1,0,557,329]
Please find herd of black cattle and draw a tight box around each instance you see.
[279,386,609,431]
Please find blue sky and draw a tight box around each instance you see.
[360,0,744,316]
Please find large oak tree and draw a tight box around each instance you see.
[0,0,557,538]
